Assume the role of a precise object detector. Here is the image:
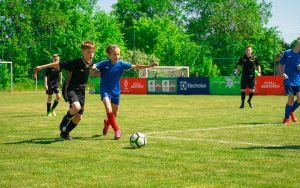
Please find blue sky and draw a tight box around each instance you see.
[98,0,300,44]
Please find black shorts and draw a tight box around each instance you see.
[241,75,255,89]
[46,87,60,95]
[65,89,85,115]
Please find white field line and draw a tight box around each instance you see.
[146,123,284,147]
[146,123,281,135]
[148,135,284,147]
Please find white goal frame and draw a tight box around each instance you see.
[139,66,190,78]
[0,61,13,93]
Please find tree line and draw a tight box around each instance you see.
[0,0,294,89]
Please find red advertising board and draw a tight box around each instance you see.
[255,76,285,95]
[121,78,147,94]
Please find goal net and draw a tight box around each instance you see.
[139,66,189,78]
[0,61,13,92]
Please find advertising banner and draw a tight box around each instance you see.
[255,76,285,95]
[210,76,241,95]
[177,77,209,95]
[148,78,177,94]
[121,78,147,94]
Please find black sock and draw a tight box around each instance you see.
[60,111,74,132]
[66,120,78,134]
[248,92,254,102]
[47,102,51,113]
[51,100,59,111]
[241,92,246,105]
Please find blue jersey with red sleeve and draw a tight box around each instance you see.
[96,59,132,96]
[280,49,300,86]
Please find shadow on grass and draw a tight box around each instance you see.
[235,145,300,150]
[123,146,135,150]
[236,122,282,125]
[4,134,106,145]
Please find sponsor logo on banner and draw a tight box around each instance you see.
[178,77,209,94]
[255,76,285,95]
[261,81,280,89]
[225,77,234,88]
[180,81,188,91]
[148,80,155,92]
[121,78,147,94]
[123,79,129,90]
[155,80,162,92]
[162,80,170,92]
[169,80,176,92]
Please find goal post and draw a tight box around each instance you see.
[139,66,189,78]
[0,61,13,93]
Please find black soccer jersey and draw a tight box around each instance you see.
[45,67,61,88]
[238,54,259,76]
[60,58,93,91]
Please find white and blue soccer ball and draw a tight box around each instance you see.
[130,132,147,148]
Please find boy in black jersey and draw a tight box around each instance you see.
[237,46,261,109]
[44,54,62,117]
[34,41,96,140]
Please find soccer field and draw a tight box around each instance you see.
[0,93,299,187]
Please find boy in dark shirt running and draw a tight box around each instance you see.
[237,46,261,109]
[34,41,96,140]
[44,54,62,117]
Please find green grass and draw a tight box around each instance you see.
[0,93,300,187]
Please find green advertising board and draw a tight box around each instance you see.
[147,78,177,94]
[210,76,241,95]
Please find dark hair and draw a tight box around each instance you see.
[245,46,252,50]
[106,44,120,54]
[81,41,96,50]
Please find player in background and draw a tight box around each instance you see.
[94,44,158,140]
[279,39,300,125]
[237,46,261,109]
[34,41,96,140]
[44,54,62,117]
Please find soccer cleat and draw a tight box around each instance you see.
[60,132,73,140]
[51,110,57,117]
[283,118,290,125]
[47,112,52,117]
[239,104,245,109]
[114,130,122,140]
[290,112,298,122]
[247,101,253,108]
[103,119,110,136]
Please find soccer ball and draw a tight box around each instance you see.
[130,132,147,148]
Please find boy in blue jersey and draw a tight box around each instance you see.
[94,44,158,140]
[279,39,300,125]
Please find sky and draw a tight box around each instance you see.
[98,0,300,44]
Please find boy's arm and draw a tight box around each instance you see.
[279,64,288,79]
[34,62,60,78]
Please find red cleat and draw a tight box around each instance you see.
[283,118,290,125]
[114,129,122,140]
[103,119,110,136]
[290,112,298,122]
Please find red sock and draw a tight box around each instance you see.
[107,112,119,131]
[105,119,111,126]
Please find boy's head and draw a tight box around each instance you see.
[81,41,95,63]
[292,39,300,52]
[52,54,59,62]
[106,44,120,63]
[245,46,253,57]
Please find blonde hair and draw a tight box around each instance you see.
[81,41,96,50]
[106,44,120,54]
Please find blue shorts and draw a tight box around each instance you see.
[285,85,300,95]
[101,92,120,105]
